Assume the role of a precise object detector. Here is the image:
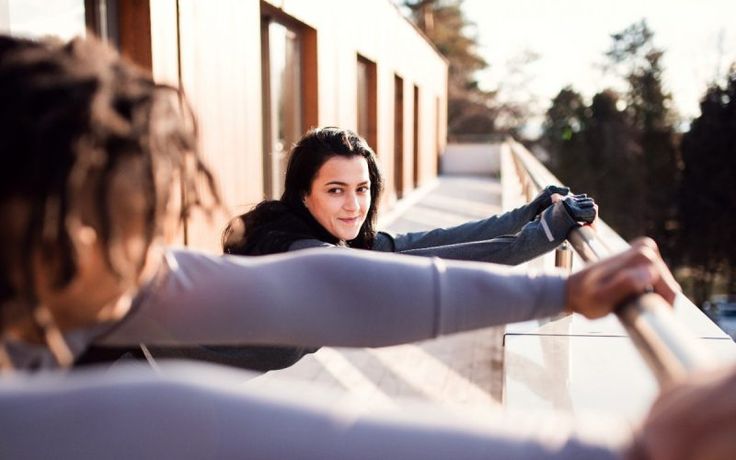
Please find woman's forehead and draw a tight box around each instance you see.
[315,156,370,184]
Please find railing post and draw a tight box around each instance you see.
[554,242,572,272]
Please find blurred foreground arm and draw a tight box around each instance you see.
[0,361,629,460]
[627,364,736,460]
[101,238,677,349]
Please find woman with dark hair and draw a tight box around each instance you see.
[227,127,385,256]
[221,127,597,371]
[224,127,596,263]
[2,34,730,460]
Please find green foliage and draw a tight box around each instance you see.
[542,87,588,178]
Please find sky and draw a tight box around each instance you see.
[461,0,736,131]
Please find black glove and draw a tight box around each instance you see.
[561,194,597,224]
[530,185,570,215]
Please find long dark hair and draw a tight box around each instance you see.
[223,127,383,255]
[0,35,218,323]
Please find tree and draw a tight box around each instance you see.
[403,0,498,137]
[541,87,588,179]
[679,67,736,304]
[606,20,680,255]
[583,90,646,239]
[542,88,646,239]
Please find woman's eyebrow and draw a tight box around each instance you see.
[323,180,371,187]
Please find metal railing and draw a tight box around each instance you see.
[507,139,716,385]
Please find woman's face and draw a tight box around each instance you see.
[304,155,371,241]
[33,158,163,333]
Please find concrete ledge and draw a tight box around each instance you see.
[441,143,500,175]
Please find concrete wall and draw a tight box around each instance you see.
[441,143,500,176]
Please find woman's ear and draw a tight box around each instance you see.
[68,224,99,273]
[75,224,98,249]
[30,223,97,316]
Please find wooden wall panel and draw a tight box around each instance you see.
[118,0,152,71]
[177,0,264,252]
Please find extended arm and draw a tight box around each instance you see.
[393,202,578,265]
[99,247,566,347]
[374,185,571,252]
[0,362,629,460]
[375,203,544,252]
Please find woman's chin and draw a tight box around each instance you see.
[334,229,361,242]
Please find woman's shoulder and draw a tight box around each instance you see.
[288,239,337,251]
[371,231,396,252]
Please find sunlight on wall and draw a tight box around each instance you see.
[0,0,85,41]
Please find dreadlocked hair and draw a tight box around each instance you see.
[0,34,219,320]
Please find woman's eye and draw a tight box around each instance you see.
[327,188,343,195]
[357,186,369,193]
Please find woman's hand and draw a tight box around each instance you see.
[626,364,736,460]
[561,194,598,224]
[565,238,680,319]
[531,185,570,215]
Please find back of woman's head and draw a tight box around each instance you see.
[0,35,217,312]
[223,127,383,255]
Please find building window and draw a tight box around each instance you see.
[357,54,377,152]
[413,84,420,188]
[394,74,404,199]
[436,95,442,175]
[261,6,317,199]
[87,0,152,71]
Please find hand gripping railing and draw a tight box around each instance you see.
[508,141,716,386]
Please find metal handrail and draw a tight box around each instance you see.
[508,141,716,386]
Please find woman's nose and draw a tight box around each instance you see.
[343,192,359,211]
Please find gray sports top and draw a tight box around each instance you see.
[100,247,566,347]
[0,248,630,458]
[290,201,577,265]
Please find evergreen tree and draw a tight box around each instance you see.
[542,88,645,239]
[606,20,680,255]
[679,67,736,304]
[403,0,498,137]
[541,87,588,180]
[583,90,646,239]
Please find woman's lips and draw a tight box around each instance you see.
[338,217,361,225]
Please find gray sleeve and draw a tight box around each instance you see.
[99,247,566,347]
[383,201,543,252]
[395,203,578,265]
[288,239,338,251]
[0,362,629,460]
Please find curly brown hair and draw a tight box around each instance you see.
[0,34,218,322]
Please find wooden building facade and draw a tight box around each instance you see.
[1,0,448,251]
